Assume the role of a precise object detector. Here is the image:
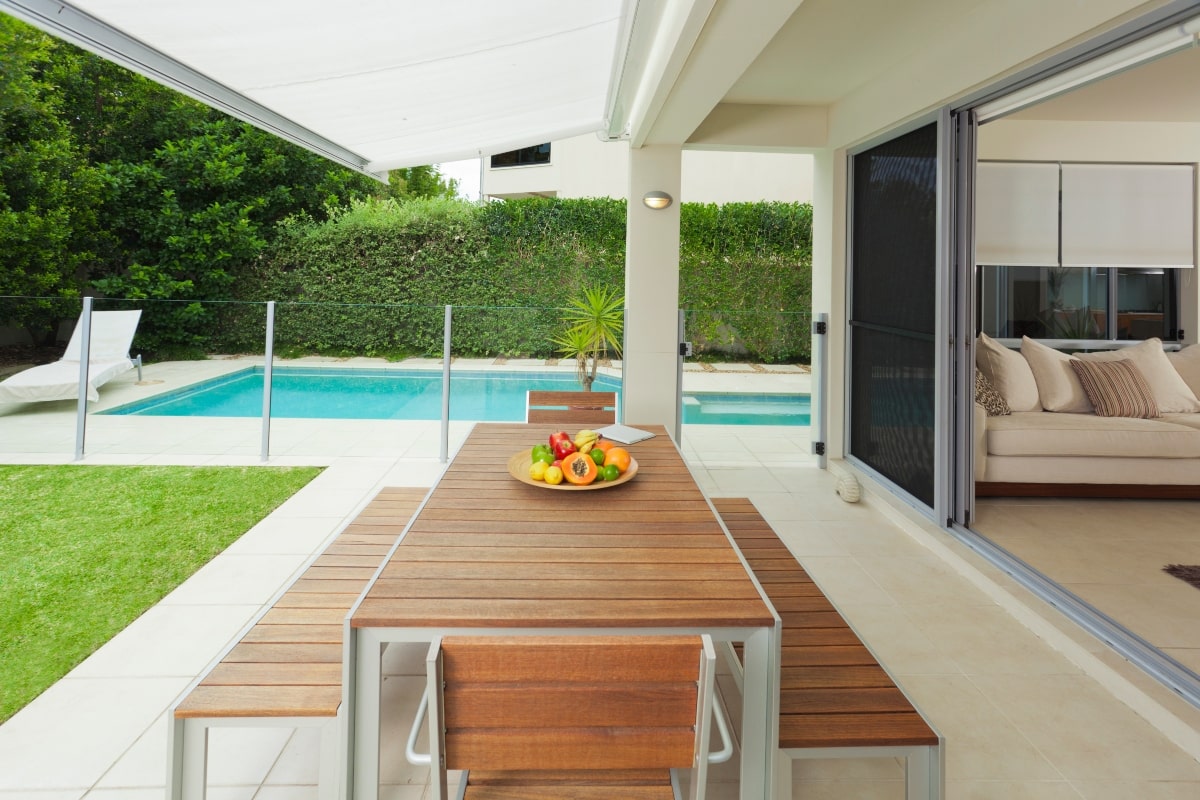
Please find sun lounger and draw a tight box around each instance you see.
[0,310,142,404]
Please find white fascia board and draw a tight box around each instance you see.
[0,0,388,182]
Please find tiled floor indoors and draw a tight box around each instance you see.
[975,498,1200,676]
[2,358,1200,798]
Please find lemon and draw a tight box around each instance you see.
[529,460,549,481]
[544,465,564,485]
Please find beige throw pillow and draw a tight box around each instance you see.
[1070,359,1159,419]
[1020,336,1091,413]
[1080,338,1200,414]
[976,332,1041,412]
[1166,345,1200,402]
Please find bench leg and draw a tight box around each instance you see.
[319,716,342,800]
[773,751,793,800]
[171,718,209,800]
[905,744,942,800]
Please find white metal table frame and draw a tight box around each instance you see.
[343,620,780,800]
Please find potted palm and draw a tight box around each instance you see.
[552,285,624,391]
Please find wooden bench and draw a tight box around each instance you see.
[711,497,944,800]
[167,486,426,800]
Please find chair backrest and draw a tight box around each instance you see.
[425,635,714,797]
[62,310,142,362]
[525,390,617,425]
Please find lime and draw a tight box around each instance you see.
[601,464,620,482]
[589,448,605,467]
[533,450,556,467]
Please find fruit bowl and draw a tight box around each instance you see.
[507,451,638,491]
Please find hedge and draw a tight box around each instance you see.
[225,196,812,362]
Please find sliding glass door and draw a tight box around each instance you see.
[847,120,949,512]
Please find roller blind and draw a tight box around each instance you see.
[1061,163,1195,268]
[975,162,1060,266]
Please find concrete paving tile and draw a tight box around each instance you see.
[159,553,308,606]
[0,676,187,791]
[71,603,257,678]
[93,711,168,788]
[206,727,293,787]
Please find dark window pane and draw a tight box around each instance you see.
[490,143,551,168]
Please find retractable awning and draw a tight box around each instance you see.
[1,0,636,179]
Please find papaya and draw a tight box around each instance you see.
[561,451,598,485]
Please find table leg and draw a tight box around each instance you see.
[740,623,781,800]
[351,628,384,800]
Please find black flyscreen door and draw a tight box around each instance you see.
[849,123,938,507]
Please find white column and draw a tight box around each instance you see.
[624,145,682,432]
[812,148,847,459]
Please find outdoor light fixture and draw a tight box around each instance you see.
[642,191,673,210]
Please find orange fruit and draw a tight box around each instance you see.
[594,439,616,454]
[603,447,631,474]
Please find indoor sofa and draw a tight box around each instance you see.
[974,333,1200,497]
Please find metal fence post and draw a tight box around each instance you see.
[812,312,828,469]
[440,305,452,463]
[73,296,93,461]
[261,301,275,462]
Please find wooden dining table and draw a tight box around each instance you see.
[343,422,781,800]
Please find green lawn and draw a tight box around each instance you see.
[0,464,322,722]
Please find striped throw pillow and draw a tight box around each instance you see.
[1069,359,1159,419]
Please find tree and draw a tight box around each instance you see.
[552,286,624,391]
[382,165,459,201]
[0,17,103,343]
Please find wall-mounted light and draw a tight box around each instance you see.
[642,190,673,210]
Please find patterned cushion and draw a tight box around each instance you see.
[1069,359,1159,419]
[975,370,1010,416]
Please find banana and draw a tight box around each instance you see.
[573,429,600,453]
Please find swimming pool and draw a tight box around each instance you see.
[101,366,810,426]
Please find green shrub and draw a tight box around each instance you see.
[231,196,813,362]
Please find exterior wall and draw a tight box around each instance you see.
[483,133,814,203]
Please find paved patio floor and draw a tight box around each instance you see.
[2,359,1200,798]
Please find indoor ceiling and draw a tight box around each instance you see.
[1008,44,1200,123]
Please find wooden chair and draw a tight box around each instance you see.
[525,390,617,425]
[411,635,727,800]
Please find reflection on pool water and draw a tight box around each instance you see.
[101,366,809,426]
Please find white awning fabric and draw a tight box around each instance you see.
[1,0,633,178]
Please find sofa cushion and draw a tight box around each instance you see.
[975,370,1010,416]
[1069,359,1158,419]
[985,411,1200,458]
[1082,338,1200,414]
[1160,413,1200,431]
[977,332,1041,411]
[1021,336,1091,412]
[1020,336,1200,414]
[1167,345,1200,400]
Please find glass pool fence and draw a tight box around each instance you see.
[0,295,816,461]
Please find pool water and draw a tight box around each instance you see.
[101,366,809,426]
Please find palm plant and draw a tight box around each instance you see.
[552,286,624,391]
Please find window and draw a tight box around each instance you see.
[490,143,551,168]
[977,265,1180,341]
